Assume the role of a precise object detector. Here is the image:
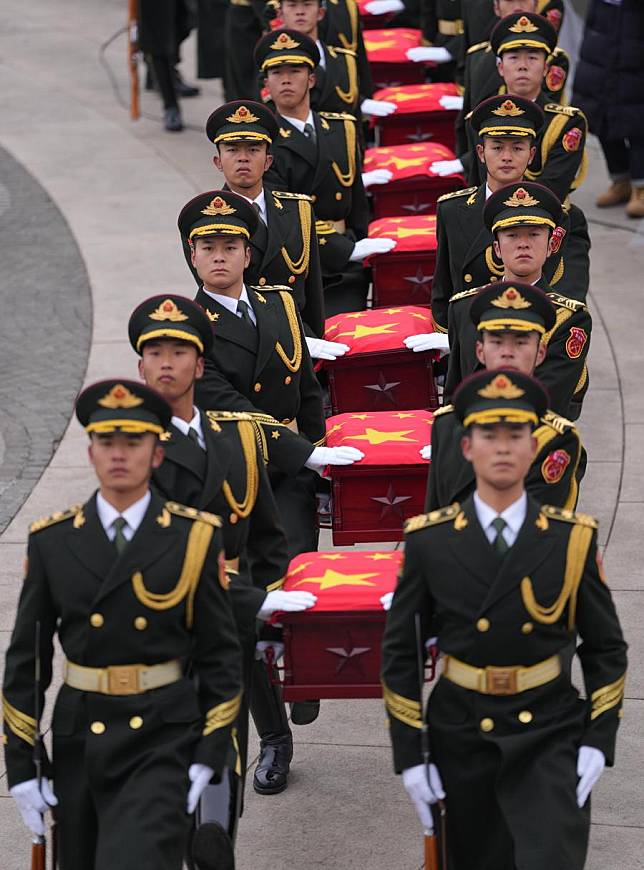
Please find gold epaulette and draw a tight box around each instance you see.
[437,186,477,204]
[449,287,480,303]
[272,191,314,202]
[249,284,290,292]
[541,505,598,529]
[541,410,575,435]
[547,292,587,312]
[404,503,460,533]
[328,45,357,58]
[318,111,357,122]
[165,502,222,528]
[247,411,283,425]
[544,103,580,118]
[206,410,253,423]
[30,505,82,534]
[467,40,490,54]
[432,403,455,418]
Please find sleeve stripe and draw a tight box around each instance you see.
[382,681,422,729]
[203,692,242,735]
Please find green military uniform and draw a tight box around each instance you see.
[311,42,362,115]
[223,0,266,100]
[418,0,464,83]
[382,369,627,870]
[319,0,374,103]
[2,380,242,870]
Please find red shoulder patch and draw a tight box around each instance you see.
[541,449,571,484]
[566,326,588,359]
[546,65,565,93]
[563,127,583,153]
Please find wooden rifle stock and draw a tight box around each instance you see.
[31,839,46,870]
[127,0,140,120]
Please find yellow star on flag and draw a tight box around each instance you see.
[365,553,397,561]
[350,413,371,420]
[293,569,378,590]
[380,155,428,171]
[383,308,405,314]
[346,428,417,445]
[338,323,399,340]
[343,312,367,319]
[395,228,432,239]
[393,412,417,419]
[327,423,345,437]
[289,561,314,576]
[319,553,346,560]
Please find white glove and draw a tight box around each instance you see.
[439,94,464,111]
[10,779,58,837]
[430,158,464,177]
[576,746,605,808]
[255,640,286,662]
[306,336,350,361]
[402,764,446,832]
[258,590,317,620]
[406,46,452,64]
[361,98,398,118]
[364,0,405,13]
[350,237,397,261]
[187,764,214,814]
[404,333,450,355]
[305,445,365,473]
[380,591,394,611]
[419,444,432,460]
[362,169,394,188]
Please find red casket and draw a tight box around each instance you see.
[364,28,433,89]
[322,306,439,413]
[372,82,460,149]
[368,215,438,308]
[277,550,402,700]
[364,142,463,217]
[326,409,432,544]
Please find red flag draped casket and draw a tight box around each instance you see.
[371,82,460,148]
[322,306,439,413]
[277,550,402,699]
[364,28,434,89]
[368,215,438,308]
[326,410,431,544]
[364,143,463,217]
[357,0,397,29]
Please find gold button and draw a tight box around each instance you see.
[311,194,317,202]
[464,273,472,283]
[288,275,295,284]
[90,721,106,735]
[254,382,261,392]
[129,716,143,730]
[90,613,104,628]
[335,191,342,200]
[480,718,494,732]
[489,276,498,282]
[284,376,292,385]
[518,710,533,724]
[521,622,533,634]
[259,277,266,286]
[229,513,239,525]
[476,618,490,632]
[134,616,147,631]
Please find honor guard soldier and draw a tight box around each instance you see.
[201,100,326,339]
[382,368,627,870]
[3,380,243,870]
[446,182,592,419]
[430,94,589,333]
[255,30,395,315]
[318,0,375,111]
[425,282,586,513]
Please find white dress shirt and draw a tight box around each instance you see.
[171,406,206,449]
[280,110,315,136]
[96,490,151,542]
[201,284,257,326]
[473,491,527,549]
[316,40,326,69]
[239,188,267,224]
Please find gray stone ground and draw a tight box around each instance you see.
[0,2,642,868]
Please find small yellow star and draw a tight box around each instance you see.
[318,553,346,560]
[350,413,371,421]
[289,561,314,576]
[393,412,417,419]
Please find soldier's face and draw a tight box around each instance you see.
[493,225,552,277]
[498,50,547,98]
[493,0,537,16]
[89,432,163,494]
[477,137,536,184]
[462,423,536,490]
[191,236,251,291]
[139,340,204,404]
[214,142,273,190]
[280,0,324,36]
[266,64,315,112]
[476,330,546,373]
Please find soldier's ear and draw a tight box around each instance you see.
[529,145,536,164]
[137,358,145,380]
[264,152,274,171]
[535,340,547,367]
[308,71,316,90]
[461,434,473,462]
[152,442,165,470]
[213,153,223,172]
[475,340,486,366]
[476,143,485,165]
[492,237,502,259]
[195,356,205,380]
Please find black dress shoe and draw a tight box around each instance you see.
[290,699,320,725]
[174,70,201,98]
[191,821,235,870]
[164,107,183,132]
[253,735,293,795]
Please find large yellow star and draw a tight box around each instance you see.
[293,569,378,590]
[318,553,346,560]
[379,155,428,171]
[346,427,418,445]
[395,227,433,239]
[338,322,399,340]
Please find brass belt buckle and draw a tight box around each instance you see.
[485,666,518,695]
[107,665,141,695]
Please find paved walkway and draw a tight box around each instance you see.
[0,3,642,868]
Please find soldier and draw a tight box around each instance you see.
[255,29,396,314]
[445,183,592,419]
[223,0,266,101]
[129,295,317,866]
[429,94,589,334]
[382,368,627,870]
[3,379,243,870]
[424,282,586,513]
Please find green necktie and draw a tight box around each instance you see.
[236,298,255,329]
[112,517,128,556]
[303,122,317,143]
[491,517,509,557]
[187,426,202,448]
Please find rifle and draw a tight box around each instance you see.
[414,613,447,870]
[127,0,140,120]
[32,621,46,870]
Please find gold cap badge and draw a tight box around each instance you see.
[492,99,524,117]
[148,299,189,322]
[508,15,539,33]
[98,384,144,409]
[271,33,300,50]
[478,375,525,400]
[503,187,539,208]
[201,196,236,216]
[490,287,532,310]
[226,105,260,125]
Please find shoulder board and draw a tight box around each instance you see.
[449,287,480,303]
[249,284,290,292]
[541,410,575,435]
[247,411,283,426]
[467,40,489,54]
[544,103,578,117]
[165,502,222,527]
[328,45,357,57]
[541,504,597,529]
[30,505,83,534]
[318,111,357,122]
[272,191,314,202]
[437,186,477,204]
[206,410,253,423]
[432,403,455,418]
[404,503,460,533]
[546,292,586,312]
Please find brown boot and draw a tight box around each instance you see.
[596,178,631,207]
[626,186,644,219]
